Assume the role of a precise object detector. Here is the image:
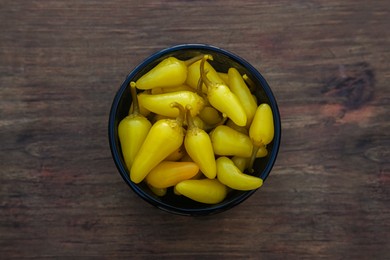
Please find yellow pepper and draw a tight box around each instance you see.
[256,145,268,158]
[231,146,268,172]
[195,74,226,130]
[130,102,185,183]
[175,179,228,204]
[186,55,226,91]
[118,82,152,170]
[180,153,206,180]
[228,67,257,126]
[146,161,199,188]
[249,103,274,147]
[231,156,249,172]
[151,114,174,124]
[198,106,224,126]
[200,56,247,126]
[136,55,204,90]
[242,74,256,92]
[165,145,186,161]
[151,84,195,95]
[147,183,167,197]
[217,72,229,84]
[184,106,217,179]
[216,157,263,191]
[138,91,205,118]
[248,103,274,172]
[192,116,206,130]
[210,125,253,157]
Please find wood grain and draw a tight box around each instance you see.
[1,0,389,258]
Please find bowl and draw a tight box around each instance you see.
[108,44,281,216]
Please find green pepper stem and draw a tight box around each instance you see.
[129,81,140,115]
[170,102,186,126]
[200,56,214,89]
[183,54,206,67]
[196,74,203,96]
[185,105,196,130]
[196,70,209,102]
[248,145,261,174]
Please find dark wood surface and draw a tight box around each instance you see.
[1,0,389,258]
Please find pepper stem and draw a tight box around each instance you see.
[170,102,186,126]
[196,74,203,96]
[185,105,196,130]
[200,55,214,89]
[183,54,207,67]
[248,145,261,173]
[129,81,140,115]
[196,70,209,101]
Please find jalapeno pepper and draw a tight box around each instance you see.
[175,179,228,204]
[231,156,249,172]
[118,82,152,171]
[152,84,195,94]
[130,102,185,183]
[217,72,229,84]
[200,56,247,126]
[228,67,257,126]
[136,55,204,90]
[146,161,199,188]
[186,55,226,91]
[216,157,263,191]
[138,91,205,118]
[147,183,167,197]
[198,106,224,126]
[242,74,256,92]
[165,145,186,161]
[184,106,217,179]
[210,125,253,157]
[248,103,274,172]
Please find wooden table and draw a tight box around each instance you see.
[1,0,389,258]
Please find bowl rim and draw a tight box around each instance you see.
[108,43,281,216]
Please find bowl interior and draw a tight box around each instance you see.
[109,44,281,216]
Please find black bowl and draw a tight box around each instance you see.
[108,44,281,216]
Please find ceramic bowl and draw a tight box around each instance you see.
[108,44,281,216]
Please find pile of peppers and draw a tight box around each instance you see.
[118,54,274,204]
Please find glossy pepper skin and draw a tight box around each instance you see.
[165,145,186,161]
[216,157,263,191]
[198,106,223,126]
[151,84,195,95]
[147,183,167,197]
[138,91,205,118]
[217,72,229,84]
[228,67,257,126]
[200,56,247,127]
[146,161,199,188]
[118,82,152,170]
[186,55,225,92]
[130,103,185,183]
[248,103,274,172]
[250,103,274,147]
[231,156,249,172]
[210,125,253,157]
[136,55,204,90]
[175,179,228,204]
[184,106,217,179]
